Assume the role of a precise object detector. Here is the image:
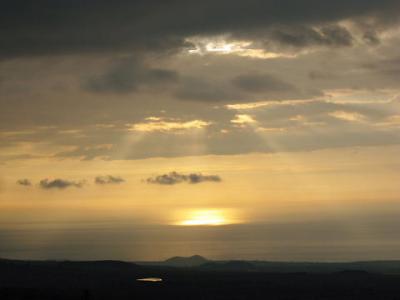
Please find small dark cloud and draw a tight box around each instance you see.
[319,25,354,47]
[267,24,353,48]
[175,77,240,102]
[362,56,400,79]
[308,70,338,80]
[363,30,380,45]
[146,171,221,185]
[39,178,84,190]
[16,179,32,186]
[84,58,179,94]
[95,175,125,185]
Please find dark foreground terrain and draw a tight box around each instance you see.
[1,257,400,299]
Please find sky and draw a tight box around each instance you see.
[0,0,400,261]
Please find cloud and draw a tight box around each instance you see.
[230,73,322,100]
[265,24,354,49]
[128,118,211,133]
[16,179,32,186]
[231,114,257,127]
[175,77,241,102]
[362,29,380,45]
[308,70,338,80]
[146,172,222,185]
[84,58,179,94]
[232,73,296,93]
[3,97,400,161]
[39,178,84,190]
[329,110,367,122]
[95,175,125,185]
[361,56,400,82]
[54,143,116,161]
[175,73,319,103]
[1,0,399,59]
[1,1,400,163]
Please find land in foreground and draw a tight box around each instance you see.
[1,256,400,299]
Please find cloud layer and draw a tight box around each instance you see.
[1,0,399,58]
[0,0,400,162]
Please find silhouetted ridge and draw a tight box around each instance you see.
[3,258,400,299]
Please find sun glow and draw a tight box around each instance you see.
[178,209,231,226]
[186,37,297,59]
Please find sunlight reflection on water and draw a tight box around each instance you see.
[136,277,163,282]
[176,209,236,226]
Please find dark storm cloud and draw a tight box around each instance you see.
[16,179,31,186]
[0,0,399,59]
[0,1,189,58]
[95,175,125,185]
[84,58,179,93]
[146,172,221,185]
[280,25,353,47]
[39,178,84,189]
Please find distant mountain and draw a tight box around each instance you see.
[3,257,400,275]
[134,256,400,274]
[163,255,209,267]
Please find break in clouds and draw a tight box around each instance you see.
[146,172,222,185]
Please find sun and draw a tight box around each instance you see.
[178,209,229,226]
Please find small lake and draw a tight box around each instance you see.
[136,277,163,282]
